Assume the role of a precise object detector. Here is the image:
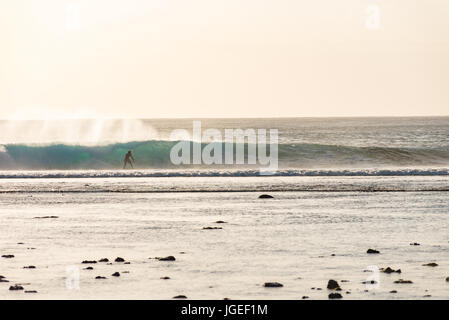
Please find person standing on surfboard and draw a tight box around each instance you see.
[123,150,135,169]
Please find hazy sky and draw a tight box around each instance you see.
[1,0,448,119]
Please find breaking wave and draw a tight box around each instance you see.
[0,140,448,172]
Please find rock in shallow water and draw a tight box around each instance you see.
[381,267,401,274]
[158,256,176,261]
[394,279,413,284]
[263,282,283,288]
[258,194,274,199]
[9,285,24,291]
[422,263,438,267]
[327,280,340,290]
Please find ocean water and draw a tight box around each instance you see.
[0,117,448,300]
[1,117,448,171]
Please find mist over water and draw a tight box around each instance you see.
[0,119,159,145]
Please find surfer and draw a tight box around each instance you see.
[123,150,135,169]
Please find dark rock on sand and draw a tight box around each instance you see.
[381,267,401,274]
[423,295,432,298]
[394,279,413,284]
[160,276,170,280]
[82,260,97,264]
[410,243,420,246]
[25,291,37,293]
[112,272,120,277]
[264,282,283,288]
[83,267,94,270]
[362,280,378,285]
[173,295,187,299]
[99,258,109,262]
[367,249,380,254]
[327,280,340,290]
[9,285,24,291]
[328,293,343,299]
[446,277,449,282]
[23,266,36,269]
[17,243,24,245]
[0,279,9,283]
[158,256,176,261]
[115,257,125,262]
[215,221,227,224]
[1,255,14,258]
[302,296,309,299]
[423,263,438,267]
[202,227,223,230]
[95,276,107,279]
[124,262,130,264]
[390,290,397,293]
[258,194,274,199]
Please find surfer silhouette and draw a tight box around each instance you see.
[123,150,135,169]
